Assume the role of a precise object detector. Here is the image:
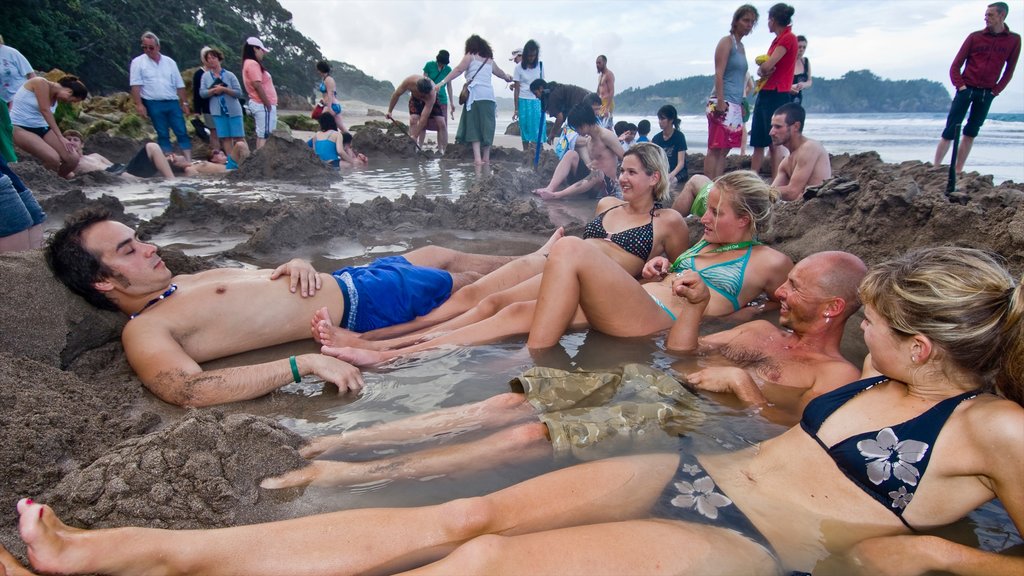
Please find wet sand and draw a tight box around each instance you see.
[1,119,1022,564]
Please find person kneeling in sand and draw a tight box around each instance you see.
[45,208,563,407]
[673,103,830,216]
[532,103,624,200]
[262,250,866,489]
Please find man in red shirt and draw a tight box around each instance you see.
[749,3,797,179]
[934,2,1020,173]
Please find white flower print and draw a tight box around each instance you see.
[670,476,733,520]
[681,463,701,476]
[857,427,929,486]
[889,485,913,509]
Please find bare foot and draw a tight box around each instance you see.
[311,307,380,350]
[533,227,565,256]
[321,345,390,367]
[17,498,91,575]
[0,542,36,576]
[261,461,367,489]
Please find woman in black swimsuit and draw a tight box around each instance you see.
[790,35,812,105]
[13,246,1022,575]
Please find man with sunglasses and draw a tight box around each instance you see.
[130,31,192,161]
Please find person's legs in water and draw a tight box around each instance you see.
[533,149,580,194]
[17,454,681,576]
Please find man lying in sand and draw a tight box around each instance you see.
[262,251,867,489]
[673,103,830,216]
[532,103,624,200]
[45,208,563,407]
[65,130,250,178]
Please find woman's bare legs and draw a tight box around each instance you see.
[12,128,79,178]
[262,420,551,488]
[527,236,675,349]
[321,274,548,353]
[18,454,680,576]
[320,229,564,343]
[321,299,587,366]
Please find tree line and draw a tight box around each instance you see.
[5,0,394,106]
[614,70,951,115]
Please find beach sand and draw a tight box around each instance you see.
[1,116,1022,566]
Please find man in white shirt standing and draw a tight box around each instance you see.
[129,31,191,161]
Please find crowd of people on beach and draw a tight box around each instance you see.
[0,2,1022,575]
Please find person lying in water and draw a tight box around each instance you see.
[332,142,687,345]
[259,250,866,489]
[64,130,250,178]
[317,169,793,366]
[12,246,1023,576]
[45,207,563,407]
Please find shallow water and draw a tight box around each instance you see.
[100,158,1019,566]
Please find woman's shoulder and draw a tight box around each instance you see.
[750,245,794,270]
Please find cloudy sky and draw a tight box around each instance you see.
[280,0,1024,113]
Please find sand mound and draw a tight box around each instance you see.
[0,353,153,559]
[44,411,307,530]
[227,134,340,186]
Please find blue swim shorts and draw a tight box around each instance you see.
[332,256,453,333]
[0,174,46,237]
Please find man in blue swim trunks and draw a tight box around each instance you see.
[45,208,559,407]
[263,251,868,489]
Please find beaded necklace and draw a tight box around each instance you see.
[129,284,178,320]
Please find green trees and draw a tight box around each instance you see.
[4,0,394,104]
[614,70,951,115]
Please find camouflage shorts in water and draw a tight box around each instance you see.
[508,364,706,461]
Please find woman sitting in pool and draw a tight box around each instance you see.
[307,113,347,168]
[10,246,1022,575]
[315,142,690,345]
[318,167,792,366]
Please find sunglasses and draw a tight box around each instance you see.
[141,45,157,51]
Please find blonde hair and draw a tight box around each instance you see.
[859,246,1023,405]
[623,143,670,202]
[712,170,777,238]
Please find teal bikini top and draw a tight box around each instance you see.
[670,239,760,311]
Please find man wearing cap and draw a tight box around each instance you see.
[129,31,192,161]
[242,37,278,149]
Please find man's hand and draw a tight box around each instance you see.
[136,102,148,118]
[270,258,322,297]
[672,270,711,305]
[308,355,364,393]
[686,367,746,393]
[642,256,671,279]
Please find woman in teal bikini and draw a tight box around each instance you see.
[12,246,1021,575]
[318,169,791,367]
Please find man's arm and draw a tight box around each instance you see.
[123,326,362,407]
[176,86,189,116]
[130,85,147,119]
[949,35,973,89]
[994,36,1021,95]
[385,78,409,119]
[548,111,565,143]
[772,143,825,201]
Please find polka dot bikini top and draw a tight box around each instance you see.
[583,204,660,262]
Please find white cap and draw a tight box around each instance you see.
[510,48,522,60]
[246,37,270,52]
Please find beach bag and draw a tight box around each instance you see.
[311,100,325,119]
[458,58,489,106]
[190,117,210,142]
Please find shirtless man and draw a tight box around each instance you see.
[532,103,624,200]
[596,54,615,129]
[767,102,830,201]
[45,208,557,407]
[65,131,250,178]
[262,250,866,489]
[385,75,444,150]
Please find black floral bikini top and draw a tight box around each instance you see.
[582,204,660,261]
[800,376,981,530]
